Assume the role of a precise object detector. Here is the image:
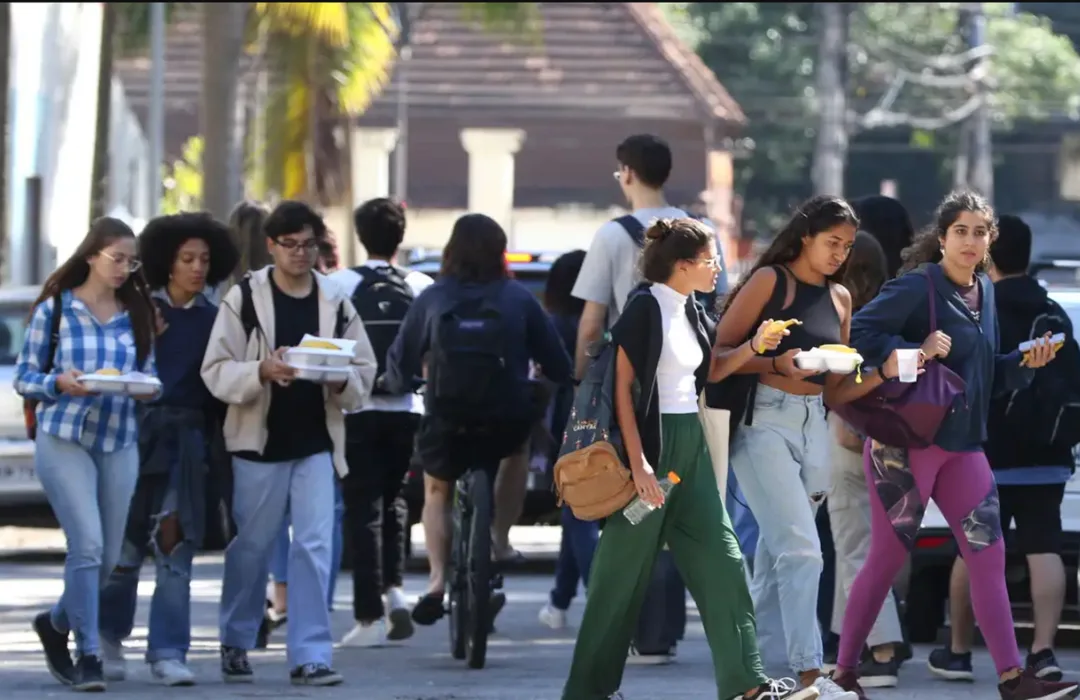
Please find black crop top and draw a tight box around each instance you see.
[758,266,843,385]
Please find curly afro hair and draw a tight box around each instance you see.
[138,212,240,289]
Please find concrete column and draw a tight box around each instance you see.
[348,126,399,265]
[459,128,525,241]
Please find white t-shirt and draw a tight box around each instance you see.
[329,261,434,414]
[571,206,729,328]
[651,283,703,414]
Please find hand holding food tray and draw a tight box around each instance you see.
[284,334,355,384]
[77,369,163,397]
[793,344,864,375]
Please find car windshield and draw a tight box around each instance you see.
[0,304,27,365]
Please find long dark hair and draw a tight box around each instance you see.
[844,231,889,310]
[722,195,859,313]
[440,213,509,283]
[899,190,997,275]
[544,249,587,316]
[33,217,155,364]
[851,195,915,279]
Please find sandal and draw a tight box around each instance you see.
[411,593,445,626]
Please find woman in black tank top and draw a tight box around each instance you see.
[711,196,908,693]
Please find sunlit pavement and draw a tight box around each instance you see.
[1,553,1077,699]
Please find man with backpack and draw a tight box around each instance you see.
[929,214,1079,683]
[328,198,433,647]
[201,201,377,686]
[571,134,729,665]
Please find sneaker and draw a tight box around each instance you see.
[813,675,859,699]
[151,659,196,687]
[339,619,386,648]
[831,671,870,700]
[928,646,975,682]
[385,587,414,641]
[100,637,126,681]
[290,663,343,686]
[72,654,106,692]
[1028,649,1064,682]
[748,678,822,699]
[538,602,568,630]
[220,646,253,684]
[626,644,674,666]
[33,611,74,686]
[999,667,1079,700]
[857,657,899,688]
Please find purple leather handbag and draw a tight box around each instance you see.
[833,270,967,448]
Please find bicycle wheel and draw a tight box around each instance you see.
[448,482,468,660]
[465,468,492,669]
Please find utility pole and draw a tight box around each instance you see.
[148,2,165,218]
[968,2,994,202]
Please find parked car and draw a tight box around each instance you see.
[903,267,1080,642]
[0,286,45,508]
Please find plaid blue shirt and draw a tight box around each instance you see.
[14,290,156,453]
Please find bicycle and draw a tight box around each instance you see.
[446,465,502,669]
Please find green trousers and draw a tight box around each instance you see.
[562,413,767,700]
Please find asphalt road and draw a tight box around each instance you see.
[0,555,1073,699]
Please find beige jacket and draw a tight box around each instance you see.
[200,266,377,477]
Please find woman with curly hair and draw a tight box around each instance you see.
[97,212,239,687]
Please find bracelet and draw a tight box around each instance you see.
[877,365,889,381]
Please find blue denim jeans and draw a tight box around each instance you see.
[729,384,829,674]
[35,432,139,657]
[269,478,344,611]
[550,506,600,610]
[220,452,336,667]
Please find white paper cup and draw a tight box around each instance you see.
[896,348,920,383]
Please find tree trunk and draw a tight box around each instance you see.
[0,3,11,270]
[200,3,246,222]
[89,3,117,222]
[967,2,994,202]
[811,3,848,197]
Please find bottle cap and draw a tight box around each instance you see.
[666,471,681,484]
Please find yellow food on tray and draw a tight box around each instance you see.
[1022,340,1065,365]
[298,339,340,350]
[818,344,858,354]
[95,368,122,376]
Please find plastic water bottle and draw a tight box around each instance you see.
[623,471,682,525]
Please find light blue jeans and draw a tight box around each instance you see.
[220,452,336,667]
[270,478,344,610]
[35,432,140,657]
[729,384,829,674]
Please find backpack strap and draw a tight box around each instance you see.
[334,301,348,339]
[41,295,62,374]
[238,276,259,341]
[614,214,646,247]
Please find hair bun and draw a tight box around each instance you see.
[645,218,674,241]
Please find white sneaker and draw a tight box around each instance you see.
[538,603,567,630]
[339,619,387,648]
[151,659,196,686]
[813,676,858,699]
[626,645,674,665]
[384,588,414,641]
[754,678,821,699]
[100,637,126,681]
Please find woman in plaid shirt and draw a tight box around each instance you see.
[14,217,158,692]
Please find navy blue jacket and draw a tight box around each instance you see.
[384,277,572,418]
[850,263,1033,452]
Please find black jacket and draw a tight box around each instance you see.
[610,283,714,469]
[984,275,1075,470]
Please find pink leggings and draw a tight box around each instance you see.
[837,443,1022,675]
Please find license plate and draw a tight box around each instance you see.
[0,462,36,483]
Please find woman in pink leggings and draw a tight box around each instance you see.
[831,191,1074,700]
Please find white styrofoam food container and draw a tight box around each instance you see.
[77,371,162,396]
[284,334,356,369]
[290,364,351,384]
[793,348,864,374]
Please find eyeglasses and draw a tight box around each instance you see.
[695,255,723,270]
[99,250,142,273]
[274,237,319,253]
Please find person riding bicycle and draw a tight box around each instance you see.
[382,213,572,627]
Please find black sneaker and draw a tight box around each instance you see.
[290,663,343,686]
[928,646,975,682]
[72,655,106,692]
[1027,649,1064,682]
[857,657,899,688]
[220,645,254,683]
[896,641,913,666]
[33,611,74,686]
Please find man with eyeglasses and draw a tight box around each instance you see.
[201,200,377,687]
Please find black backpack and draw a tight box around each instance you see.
[428,291,514,426]
[1004,301,1080,448]
[237,275,347,345]
[349,266,414,395]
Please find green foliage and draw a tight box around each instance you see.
[161,136,203,215]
